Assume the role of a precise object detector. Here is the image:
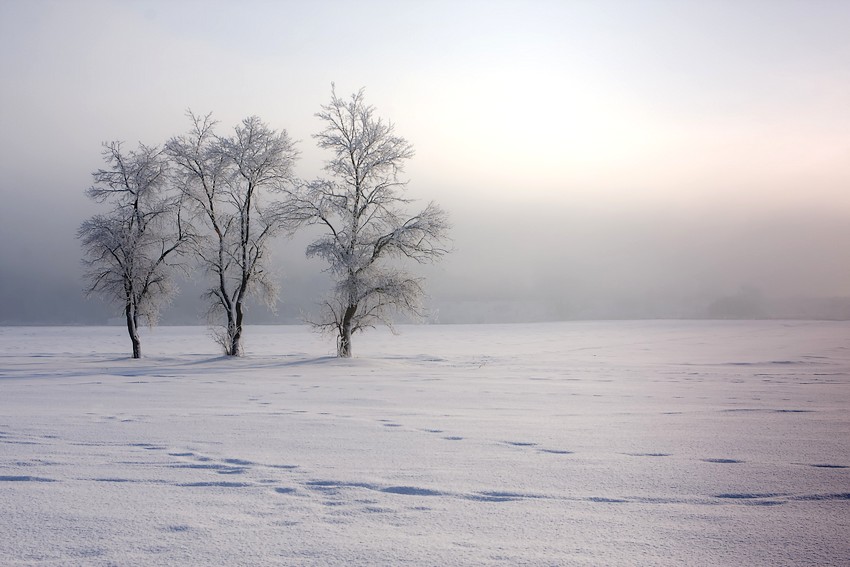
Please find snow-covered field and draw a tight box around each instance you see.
[1,321,848,566]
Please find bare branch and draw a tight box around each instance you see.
[293,85,451,357]
[166,112,299,355]
[79,141,189,357]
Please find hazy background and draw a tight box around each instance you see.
[2,0,850,325]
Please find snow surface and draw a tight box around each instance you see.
[1,321,849,566]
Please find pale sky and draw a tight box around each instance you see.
[2,0,850,323]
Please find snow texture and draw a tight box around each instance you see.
[1,321,848,566]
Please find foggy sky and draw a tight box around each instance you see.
[2,0,850,324]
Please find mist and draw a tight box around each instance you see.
[2,0,849,325]
[422,202,850,323]
[3,191,850,324]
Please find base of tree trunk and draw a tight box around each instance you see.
[337,332,352,358]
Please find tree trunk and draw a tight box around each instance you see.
[230,302,244,356]
[338,304,356,358]
[125,304,141,359]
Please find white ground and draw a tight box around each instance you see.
[1,321,849,566]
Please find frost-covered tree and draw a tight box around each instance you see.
[166,112,298,356]
[286,86,450,357]
[79,142,189,358]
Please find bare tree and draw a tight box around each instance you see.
[166,112,298,355]
[286,86,450,357]
[78,142,189,358]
